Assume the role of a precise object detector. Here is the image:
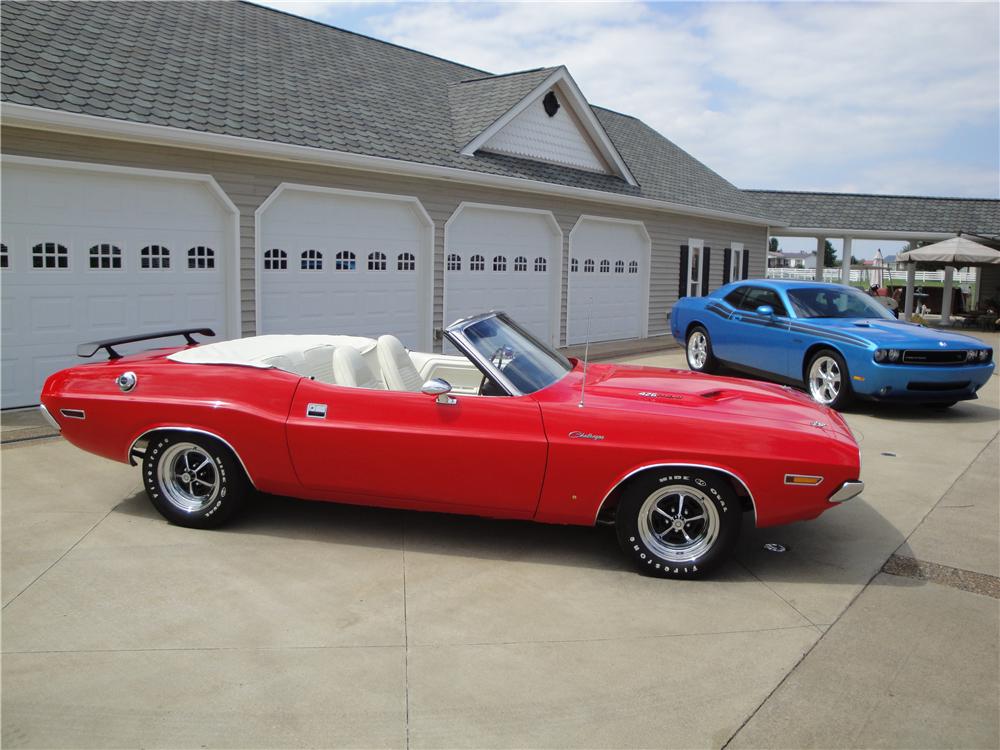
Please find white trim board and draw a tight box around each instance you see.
[2,103,781,227]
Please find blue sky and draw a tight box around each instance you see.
[251,1,999,258]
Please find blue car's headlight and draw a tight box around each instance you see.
[966,350,978,362]
[979,349,993,362]
[874,349,900,363]
[873,349,886,362]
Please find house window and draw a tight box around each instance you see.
[570,258,578,273]
[367,252,387,271]
[615,260,625,274]
[397,252,416,271]
[730,243,745,282]
[301,249,323,270]
[534,257,547,272]
[335,251,356,271]
[513,256,528,272]
[628,260,638,274]
[88,243,123,270]
[32,243,69,269]
[187,246,215,269]
[687,242,703,297]
[264,248,287,270]
[1,244,8,269]
[447,253,461,271]
[583,259,595,273]
[141,245,171,269]
[599,259,610,273]
[493,255,507,272]
[470,254,485,271]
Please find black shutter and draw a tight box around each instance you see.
[722,247,732,285]
[742,247,750,280]
[679,245,689,298]
[701,247,711,296]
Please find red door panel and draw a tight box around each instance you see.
[286,382,548,516]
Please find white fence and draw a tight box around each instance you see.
[766,267,977,284]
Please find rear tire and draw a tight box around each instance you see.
[686,326,719,374]
[615,470,741,578]
[806,349,854,411]
[142,432,249,528]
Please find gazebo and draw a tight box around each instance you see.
[896,236,1000,324]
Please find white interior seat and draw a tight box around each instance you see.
[333,346,383,390]
[261,354,295,372]
[299,345,337,383]
[377,335,424,392]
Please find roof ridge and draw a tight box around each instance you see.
[748,189,1000,203]
[457,67,556,84]
[239,0,490,77]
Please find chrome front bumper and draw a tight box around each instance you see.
[39,404,61,431]
[829,480,864,503]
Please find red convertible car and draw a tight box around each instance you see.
[40,312,863,578]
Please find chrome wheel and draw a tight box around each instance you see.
[687,331,708,369]
[808,355,841,405]
[637,484,720,564]
[156,442,220,513]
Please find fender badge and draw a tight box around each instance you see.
[568,431,605,441]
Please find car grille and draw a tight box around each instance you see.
[906,380,970,391]
[900,350,968,365]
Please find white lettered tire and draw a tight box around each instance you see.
[142,432,249,528]
[615,469,741,578]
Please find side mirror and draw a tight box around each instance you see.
[421,378,456,405]
[756,305,775,318]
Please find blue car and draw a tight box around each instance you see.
[670,280,994,410]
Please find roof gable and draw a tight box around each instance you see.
[456,67,637,186]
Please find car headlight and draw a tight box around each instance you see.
[966,350,978,362]
[873,349,886,362]
[887,349,900,362]
[979,349,993,362]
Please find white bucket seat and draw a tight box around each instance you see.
[333,347,383,390]
[377,335,423,392]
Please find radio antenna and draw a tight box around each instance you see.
[578,297,594,408]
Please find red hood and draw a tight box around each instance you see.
[550,362,854,438]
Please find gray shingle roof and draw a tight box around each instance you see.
[750,190,1000,235]
[448,67,557,149]
[1,0,767,220]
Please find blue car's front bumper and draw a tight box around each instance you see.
[850,360,995,402]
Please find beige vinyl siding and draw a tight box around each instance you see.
[1,126,768,346]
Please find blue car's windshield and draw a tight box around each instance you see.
[786,287,896,320]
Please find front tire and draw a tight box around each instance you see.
[686,326,718,373]
[142,433,249,528]
[806,349,853,410]
[615,470,741,578]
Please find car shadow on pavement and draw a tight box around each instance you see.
[847,400,1000,424]
[112,486,907,586]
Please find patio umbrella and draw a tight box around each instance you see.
[896,237,1000,324]
[873,248,885,288]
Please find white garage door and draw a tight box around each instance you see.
[567,216,650,344]
[257,185,432,349]
[0,158,237,409]
[444,204,561,345]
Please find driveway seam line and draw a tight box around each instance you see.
[720,430,998,750]
[402,518,410,750]
[736,560,817,627]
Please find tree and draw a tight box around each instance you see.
[824,240,837,268]
[768,237,779,253]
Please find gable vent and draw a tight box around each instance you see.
[543,91,560,117]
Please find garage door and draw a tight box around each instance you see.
[0,157,237,409]
[257,185,432,349]
[567,216,649,344]
[444,204,561,345]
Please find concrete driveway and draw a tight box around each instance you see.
[2,336,998,749]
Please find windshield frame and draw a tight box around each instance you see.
[444,311,573,396]
[785,285,897,321]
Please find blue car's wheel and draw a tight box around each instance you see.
[806,349,854,410]
[686,326,718,374]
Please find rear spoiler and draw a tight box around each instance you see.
[77,328,216,359]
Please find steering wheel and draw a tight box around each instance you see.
[479,345,514,396]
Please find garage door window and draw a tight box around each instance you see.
[583,259,595,273]
[470,254,485,271]
[514,256,528,272]
[615,260,625,273]
[335,251,356,271]
[600,259,610,273]
[264,248,287,270]
[367,252,387,271]
[141,245,171,269]
[447,253,461,271]
[570,259,578,272]
[188,246,215,269]
[629,260,638,274]
[1,244,8,269]
[301,249,323,270]
[32,242,69,269]
[535,257,547,272]
[397,252,416,271]
[88,243,123,270]
[493,255,507,272]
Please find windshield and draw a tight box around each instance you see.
[447,313,572,395]
[786,286,896,320]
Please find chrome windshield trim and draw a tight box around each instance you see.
[445,324,522,397]
[127,427,256,488]
[829,480,864,503]
[39,404,61,431]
